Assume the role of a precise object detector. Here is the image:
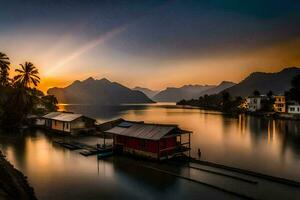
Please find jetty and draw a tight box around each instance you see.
[53,140,113,157]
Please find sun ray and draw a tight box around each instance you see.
[44,26,126,76]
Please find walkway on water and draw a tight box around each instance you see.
[51,136,300,199]
[105,156,300,200]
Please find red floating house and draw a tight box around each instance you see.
[105,120,191,160]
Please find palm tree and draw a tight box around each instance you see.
[14,62,40,88]
[0,52,10,86]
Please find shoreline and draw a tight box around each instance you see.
[0,151,37,200]
[177,103,300,121]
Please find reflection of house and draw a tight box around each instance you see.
[105,120,191,160]
[273,95,286,113]
[288,105,300,114]
[247,96,262,112]
[43,112,96,134]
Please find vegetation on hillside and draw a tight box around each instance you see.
[177,92,245,113]
[0,52,58,129]
[177,75,300,114]
[285,74,300,103]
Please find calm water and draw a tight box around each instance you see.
[59,103,300,180]
[0,103,300,199]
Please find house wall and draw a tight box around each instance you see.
[288,105,300,114]
[247,97,261,112]
[70,117,95,129]
[51,120,71,132]
[274,96,286,113]
[115,136,177,159]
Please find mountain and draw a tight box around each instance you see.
[153,84,215,102]
[223,67,300,97]
[199,81,236,96]
[133,87,159,98]
[47,77,155,105]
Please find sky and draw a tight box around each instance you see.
[1,0,300,92]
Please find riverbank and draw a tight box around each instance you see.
[0,151,36,200]
[246,111,300,121]
[177,103,300,120]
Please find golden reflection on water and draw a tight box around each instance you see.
[13,103,300,182]
[108,104,300,180]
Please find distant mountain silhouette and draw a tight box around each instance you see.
[47,77,155,105]
[223,67,300,97]
[199,81,236,96]
[133,87,159,98]
[153,84,215,102]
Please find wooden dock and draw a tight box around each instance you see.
[53,140,113,156]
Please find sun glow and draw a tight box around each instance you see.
[44,26,126,77]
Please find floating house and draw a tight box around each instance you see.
[105,120,191,160]
[288,105,300,114]
[43,112,96,134]
[273,95,286,113]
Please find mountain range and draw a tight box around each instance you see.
[133,87,159,98]
[47,77,154,105]
[152,81,235,102]
[223,67,300,97]
[47,67,300,105]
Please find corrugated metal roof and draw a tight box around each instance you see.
[52,113,83,122]
[106,122,177,140]
[42,112,84,122]
[43,112,62,119]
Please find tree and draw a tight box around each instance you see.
[1,87,34,128]
[13,62,40,88]
[42,95,58,112]
[253,90,260,96]
[222,92,230,103]
[267,90,273,98]
[286,74,300,103]
[291,74,300,90]
[0,52,10,86]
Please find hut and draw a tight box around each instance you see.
[105,120,191,160]
[43,112,96,134]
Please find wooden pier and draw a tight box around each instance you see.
[53,140,113,157]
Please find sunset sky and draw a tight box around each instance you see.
[1,0,300,92]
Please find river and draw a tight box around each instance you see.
[0,103,299,199]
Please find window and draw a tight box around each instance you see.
[290,107,295,112]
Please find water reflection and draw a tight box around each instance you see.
[59,103,300,181]
[1,130,234,200]
[1,103,300,199]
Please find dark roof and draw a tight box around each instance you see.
[105,121,191,140]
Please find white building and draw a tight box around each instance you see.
[288,105,300,114]
[247,96,262,112]
[43,112,96,134]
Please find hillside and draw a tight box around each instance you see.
[133,87,159,98]
[153,85,215,102]
[47,77,155,105]
[199,81,236,96]
[224,67,300,97]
